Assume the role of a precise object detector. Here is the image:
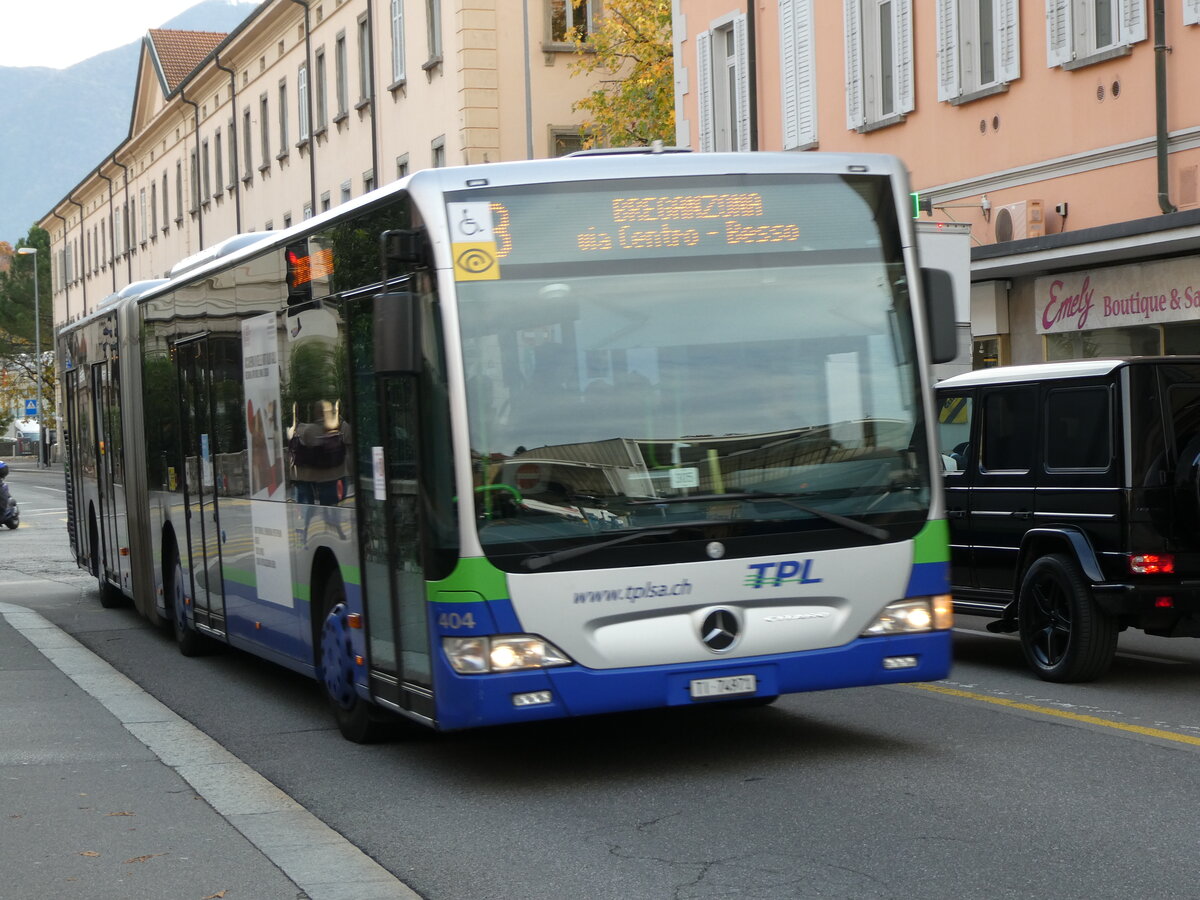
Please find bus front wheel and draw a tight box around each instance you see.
[318,573,388,743]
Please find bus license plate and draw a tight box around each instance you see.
[689,674,757,699]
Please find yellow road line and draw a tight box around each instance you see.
[911,682,1200,747]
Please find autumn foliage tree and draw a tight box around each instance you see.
[568,0,674,149]
[0,226,55,439]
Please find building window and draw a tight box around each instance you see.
[335,32,349,117]
[1046,0,1146,68]
[150,182,158,233]
[202,138,212,199]
[936,0,1019,102]
[190,148,200,210]
[298,63,310,140]
[228,118,238,184]
[283,212,293,228]
[550,0,598,42]
[214,129,224,195]
[432,135,446,167]
[341,179,352,204]
[778,0,818,150]
[844,0,914,131]
[315,48,328,129]
[391,0,406,83]
[162,172,169,226]
[320,190,331,212]
[303,202,314,219]
[278,79,289,154]
[260,94,271,169]
[140,188,148,242]
[426,0,442,60]
[358,14,371,102]
[696,15,750,151]
[363,168,375,193]
[551,128,584,156]
[176,160,184,221]
[243,107,254,176]
[396,153,410,178]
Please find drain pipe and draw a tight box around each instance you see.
[1155,0,1176,214]
[67,195,88,314]
[215,51,244,233]
[96,164,117,294]
[746,0,758,150]
[288,0,318,215]
[52,211,70,323]
[111,155,133,284]
[180,86,205,249]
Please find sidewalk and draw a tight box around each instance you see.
[0,603,419,900]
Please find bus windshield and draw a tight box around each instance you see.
[453,173,929,555]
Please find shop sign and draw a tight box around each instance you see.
[1035,257,1200,334]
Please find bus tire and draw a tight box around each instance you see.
[1017,553,1117,683]
[166,544,207,657]
[318,572,387,743]
[89,515,125,609]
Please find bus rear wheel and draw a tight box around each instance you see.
[166,544,207,657]
[318,572,388,743]
[89,515,125,609]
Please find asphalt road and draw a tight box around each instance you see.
[8,465,1200,900]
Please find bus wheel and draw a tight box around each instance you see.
[318,573,386,743]
[89,516,125,609]
[1017,554,1116,683]
[166,545,206,657]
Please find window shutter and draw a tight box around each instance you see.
[844,0,864,129]
[1046,0,1072,67]
[896,0,914,115]
[696,30,714,152]
[734,15,752,150]
[1187,0,1200,27]
[996,0,1021,83]
[780,0,818,149]
[935,0,960,102]
[1119,0,1147,44]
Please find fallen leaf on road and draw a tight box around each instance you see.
[202,891,228,899]
[124,853,166,864]
[79,851,100,858]
[106,811,135,817]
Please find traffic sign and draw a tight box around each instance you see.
[24,399,37,417]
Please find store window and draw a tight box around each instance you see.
[1046,326,1160,360]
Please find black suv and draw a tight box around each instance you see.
[936,357,1200,682]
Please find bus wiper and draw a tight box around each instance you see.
[628,492,890,542]
[519,520,740,571]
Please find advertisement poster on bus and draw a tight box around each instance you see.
[242,312,294,608]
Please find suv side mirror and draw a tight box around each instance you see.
[921,267,958,365]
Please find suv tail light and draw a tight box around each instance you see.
[1129,554,1174,575]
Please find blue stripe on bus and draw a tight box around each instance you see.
[905,560,949,597]
[429,629,952,732]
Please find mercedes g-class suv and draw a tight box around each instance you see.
[935,357,1200,682]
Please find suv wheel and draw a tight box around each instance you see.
[1017,553,1117,683]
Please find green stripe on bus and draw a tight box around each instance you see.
[429,556,508,602]
[912,519,949,564]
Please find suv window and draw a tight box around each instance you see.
[1045,386,1110,470]
[980,388,1035,472]
[937,394,971,473]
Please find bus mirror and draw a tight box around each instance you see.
[374,291,421,375]
[921,267,958,365]
[380,229,427,280]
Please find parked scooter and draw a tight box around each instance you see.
[0,461,18,530]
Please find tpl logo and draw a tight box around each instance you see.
[745,559,822,589]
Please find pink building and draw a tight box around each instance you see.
[673,0,1200,366]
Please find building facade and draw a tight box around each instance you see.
[673,0,1200,367]
[40,0,603,327]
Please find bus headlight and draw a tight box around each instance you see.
[443,635,573,674]
[861,595,953,636]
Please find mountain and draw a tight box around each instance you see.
[0,1,258,245]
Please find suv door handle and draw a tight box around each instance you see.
[1010,510,1033,519]
[947,509,966,519]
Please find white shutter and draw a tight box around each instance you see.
[896,0,914,115]
[844,0,864,129]
[1119,0,1147,44]
[935,0,960,102]
[696,30,714,152]
[1186,0,1200,27]
[780,0,817,148]
[734,15,752,150]
[996,0,1021,83]
[1046,0,1072,67]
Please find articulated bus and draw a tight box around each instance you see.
[59,151,958,741]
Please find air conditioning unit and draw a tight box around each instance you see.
[994,200,1045,242]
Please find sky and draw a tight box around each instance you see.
[0,0,256,70]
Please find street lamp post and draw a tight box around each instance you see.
[15,247,42,468]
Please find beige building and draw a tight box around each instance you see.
[40,0,603,326]
[673,0,1200,367]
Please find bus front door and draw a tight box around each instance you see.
[177,336,227,635]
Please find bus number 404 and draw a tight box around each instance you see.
[439,612,478,630]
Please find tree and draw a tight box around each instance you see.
[567,0,674,149]
[0,226,55,437]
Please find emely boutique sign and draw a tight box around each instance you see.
[1035,257,1200,334]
